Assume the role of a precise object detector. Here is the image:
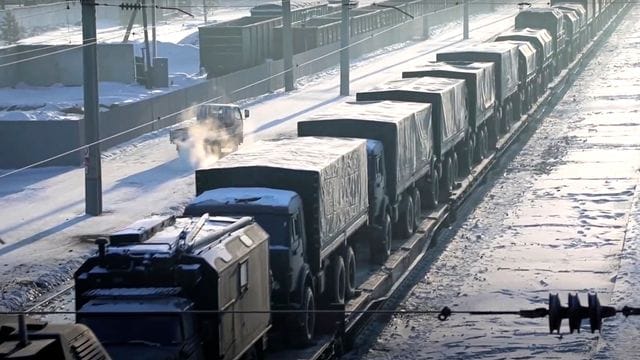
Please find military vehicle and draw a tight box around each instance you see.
[74,215,270,360]
[0,315,110,360]
[436,42,520,139]
[515,8,566,72]
[402,61,496,165]
[298,100,435,252]
[356,77,468,200]
[188,137,370,345]
[169,103,249,158]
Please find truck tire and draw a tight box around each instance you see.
[440,157,453,202]
[451,152,459,182]
[412,188,421,231]
[206,142,222,159]
[466,137,474,169]
[330,256,346,304]
[371,213,392,264]
[292,286,315,347]
[423,171,439,209]
[475,129,485,162]
[396,194,414,239]
[502,103,512,133]
[345,246,356,298]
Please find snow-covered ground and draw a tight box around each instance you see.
[357,6,640,359]
[0,2,528,311]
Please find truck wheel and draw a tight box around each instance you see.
[451,152,459,182]
[423,171,439,209]
[371,213,392,264]
[475,130,485,162]
[345,246,356,298]
[440,157,452,202]
[482,129,489,158]
[412,188,421,231]
[206,142,222,159]
[396,194,414,239]
[330,256,346,304]
[466,137,475,169]
[292,286,315,347]
[502,103,512,133]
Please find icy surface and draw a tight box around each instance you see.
[0,2,531,311]
[361,6,640,359]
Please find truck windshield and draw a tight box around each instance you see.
[80,314,183,345]
[252,214,290,248]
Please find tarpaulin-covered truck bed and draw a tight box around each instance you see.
[500,41,538,81]
[402,61,495,130]
[436,42,519,103]
[495,28,554,68]
[356,77,467,159]
[195,137,369,255]
[549,0,591,21]
[554,4,587,30]
[515,8,565,52]
[298,100,433,199]
[557,9,580,41]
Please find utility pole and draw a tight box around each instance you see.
[282,0,294,92]
[463,0,469,40]
[151,0,157,58]
[203,0,207,23]
[340,0,350,96]
[81,0,102,216]
[141,0,153,88]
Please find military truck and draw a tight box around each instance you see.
[553,4,588,48]
[495,41,538,114]
[297,100,435,255]
[188,137,370,345]
[74,215,270,360]
[553,6,581,61]
[550,0,592,35]
[436,42,520,140]
[169,103,249,158]
[402,61,496,166]
[0,315,110,360]
[515,8,566,73]
[356,77,468,200]
[494,28,555,96]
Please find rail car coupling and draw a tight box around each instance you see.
[437,293,640,334]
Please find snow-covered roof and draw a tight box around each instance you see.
[189,187,299,210]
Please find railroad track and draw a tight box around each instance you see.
[301,3,631,359]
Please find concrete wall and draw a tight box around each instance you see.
[0,1,497,169]
[0,120,81,168]
[0,44,135,87]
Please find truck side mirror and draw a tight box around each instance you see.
[244,109,250,118]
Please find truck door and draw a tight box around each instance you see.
[289,211,305,293]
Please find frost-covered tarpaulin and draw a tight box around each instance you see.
[495,28,554,67]
[298,100,433,199]
[357,77,467,158]
[402,61,496,129]
[437,42,519,102]
[515,8,565,51]
[509,41,538,79]
[195,137,369,252]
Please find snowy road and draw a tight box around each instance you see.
[0,1,531,310]
[359,6,640,359]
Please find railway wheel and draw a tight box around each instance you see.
[345,246,357,298]
[412,188,422,231]
[423,170,439,210]
[292,286,315,347]
[372,212,392,264]
[330,256,346,304]
[396,194,415,239]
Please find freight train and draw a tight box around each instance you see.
[71,1,623,359]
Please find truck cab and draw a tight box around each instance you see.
[75,215,271,360]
